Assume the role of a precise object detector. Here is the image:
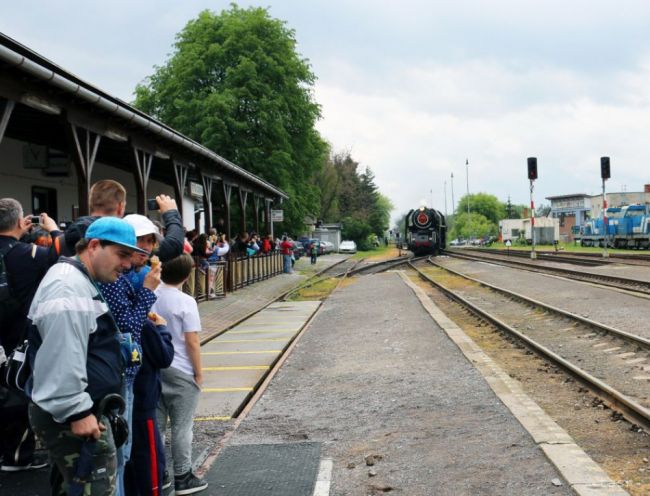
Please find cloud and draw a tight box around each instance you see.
[315,55,650,222]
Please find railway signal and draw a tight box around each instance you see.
[601,157,611,259]
[527,157,538,259]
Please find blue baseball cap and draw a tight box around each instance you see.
[85,217,148,254]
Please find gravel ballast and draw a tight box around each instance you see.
[216,272,572,495]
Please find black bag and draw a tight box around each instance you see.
[0,242,21,326]
[4,339,30,393]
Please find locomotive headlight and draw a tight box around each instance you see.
[419,207,425,211]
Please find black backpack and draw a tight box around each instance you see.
[0,242,21,328]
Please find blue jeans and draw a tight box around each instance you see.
[115,382,134,496]
[283,254,292,273]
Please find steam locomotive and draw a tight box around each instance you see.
[404,207,447,255]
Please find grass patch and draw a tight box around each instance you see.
[288,277,340,301]
[352,244,396,260]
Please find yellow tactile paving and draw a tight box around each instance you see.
[194,301,321,419]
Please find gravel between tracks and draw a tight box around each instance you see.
[224,272,572,495]
[436,257,650,341]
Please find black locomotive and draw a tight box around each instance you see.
[404,207,446,255]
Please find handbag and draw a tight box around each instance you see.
[4,339,30,393]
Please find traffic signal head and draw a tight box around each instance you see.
[527,157,538,180]
[600,157,611,180]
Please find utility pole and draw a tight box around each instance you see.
[451,172,455,216]
[466,158,471,241]
[430,188,433,209]
[444,180,448,218]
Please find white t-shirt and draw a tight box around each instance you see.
[152,285,202,376]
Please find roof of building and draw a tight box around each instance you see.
[0,32,288,200]
[545,193,589,200]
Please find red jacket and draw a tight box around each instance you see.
[280,241,293,255]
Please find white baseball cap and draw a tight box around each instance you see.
[123,214,163,242]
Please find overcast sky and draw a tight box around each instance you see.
[3,1,650,222]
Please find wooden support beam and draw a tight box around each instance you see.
[238,188,248,235]
[253,195,260,234]
[201,173,214,233]
[0,99,15,145]
[223,182,232,240]
[173,160,189,218]
[68,123,102,216]
[132,147,153,214]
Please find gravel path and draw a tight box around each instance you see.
[437,257,650,340]
[221,272,572,495]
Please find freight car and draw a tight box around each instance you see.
[404,206,446,255]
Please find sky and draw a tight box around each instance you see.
[4,1,650,223]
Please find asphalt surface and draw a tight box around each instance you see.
[219,272,573,495]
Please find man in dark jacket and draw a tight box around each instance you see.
[0,198,60,472]
[124,316,174,496]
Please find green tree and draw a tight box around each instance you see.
[457,193,505,225]
[134,5,327,233]
[450,212,496,240]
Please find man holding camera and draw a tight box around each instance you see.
[0,198,61,472]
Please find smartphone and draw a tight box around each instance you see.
[30,215,40,224]
[147,198,160,211]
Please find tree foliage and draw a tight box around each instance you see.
[134,5,327,233]
[456,193,505,225]
[450,212,496,239]
[316,152,393,247]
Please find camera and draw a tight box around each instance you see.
[30,215,40,225]
[147,198,160,211]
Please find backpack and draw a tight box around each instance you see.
[0,242,21,330]
[0,242,29,394]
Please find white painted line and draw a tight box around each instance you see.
[601,347,621,353]
[592,343,610,348]
[312,458,333,496]
[633,376,650,381]
[615,352,636,359]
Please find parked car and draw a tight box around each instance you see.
[290,241,305,259]
[339,240,357,254]
[321,241,335,254]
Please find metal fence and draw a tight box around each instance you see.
[227,251,283,291]
[184,252,283,301]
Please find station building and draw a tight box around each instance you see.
[0,33,287,237]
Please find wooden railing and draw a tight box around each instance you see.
[226,251,283,291]
[184,252,283,301]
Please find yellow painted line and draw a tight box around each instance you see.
[203,387,253,393]
[227,329,295,335]
[213,338,288,343]
[203,365,269,371]
[201,350,282,355]
[194,416,231,422]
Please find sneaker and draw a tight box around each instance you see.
[162,470,172,490]
[1,454,48,472]
[174,471,208,495]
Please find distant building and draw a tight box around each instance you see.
[499,217,559,244]
[546,186,650,241]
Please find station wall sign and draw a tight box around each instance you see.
[271,209,284,222]
[190,182,204,198]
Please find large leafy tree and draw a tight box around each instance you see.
[134,6,327,233]
[456,193,505,225]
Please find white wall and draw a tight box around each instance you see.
[0,137,192,226]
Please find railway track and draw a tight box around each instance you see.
[444,249,650,297]
[408,258,650,431]
[461,246,650,267]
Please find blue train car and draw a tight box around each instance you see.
[580,205,650,248]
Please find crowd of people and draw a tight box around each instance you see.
[0,180,212,495]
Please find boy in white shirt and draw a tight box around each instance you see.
[153,253,207,495]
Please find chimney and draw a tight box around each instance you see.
[644,184,650,193]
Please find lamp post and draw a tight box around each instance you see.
[601,157,611,259]
[527,157,538,260]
